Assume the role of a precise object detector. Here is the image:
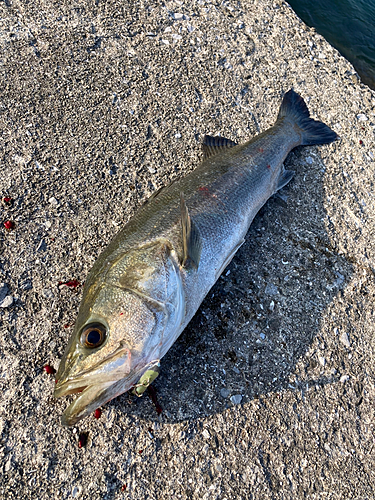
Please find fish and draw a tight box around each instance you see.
[54,89,337,426]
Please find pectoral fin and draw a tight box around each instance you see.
[180,193,202,270]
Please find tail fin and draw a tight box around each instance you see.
[277,90,337,146]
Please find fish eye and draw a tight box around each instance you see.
[80,323,107,348]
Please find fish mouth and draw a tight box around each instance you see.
[55,381,117,427]
[54,368,135,427]
[54,359,160,426]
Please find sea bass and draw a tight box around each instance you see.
[55,90,337,426]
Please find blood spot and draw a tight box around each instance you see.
[147,385,163,414]
[78,432,88,448]
[43,364,56,375]
[267,165,271,169]
[3,197,13,206]
[198,186,210,196]
[4,220,15,230]
[58,279,80,288]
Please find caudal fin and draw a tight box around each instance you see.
[277,90,337,146]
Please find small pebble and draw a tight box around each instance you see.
[202,429,210,439]
[220,388,230,398]
[339,331,350,348]
[0,295,13,308]
[0,283,9,301]
[72,486,81,498]
[230,394,243,405]
[172,12,184,20]
[265,283,278,295]
[356,113,368,122]
[49,197,59,205]
[4,457,11,472]
[318,356,326,366]
[340,375,350,383]
[42,288,54,299]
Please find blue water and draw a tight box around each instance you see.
[287,0,375,89]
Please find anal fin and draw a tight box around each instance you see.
[276,168,295,192]
[215,239,245,280]
[180,193,202,270]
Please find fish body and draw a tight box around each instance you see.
[55,90,337,426]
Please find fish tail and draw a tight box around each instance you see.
[277,89,338,146]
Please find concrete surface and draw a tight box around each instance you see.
[1,0,375,499]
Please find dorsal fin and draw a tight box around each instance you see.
[202,135,238,159]
[180,193,202,270]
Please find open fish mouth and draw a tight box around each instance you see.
[55,380,118,427]
[54,359,161,426]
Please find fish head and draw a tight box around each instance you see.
[55,240,184,426]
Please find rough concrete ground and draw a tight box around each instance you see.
[1,0,375,499]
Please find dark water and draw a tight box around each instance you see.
[287,0,375,90]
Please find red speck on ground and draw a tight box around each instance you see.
[359,140,363,145]
[94,409,102,419]
[258,147,264,153]
[147,385,163,414]
[3,197,13,205]
[55,379,58,384]
[4,220,15,230]
[121,484,127,492]
[58,279,80,288]
[267,165,271,169]
[43,364,56,375]
[119,312,124,316]
[198,186,210,196]
[64,324,71,328]
[78,433,88,448]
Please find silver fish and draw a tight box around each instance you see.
[54,90,337,426]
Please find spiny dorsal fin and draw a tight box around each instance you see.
[202,135,238,159]
[180,193,202,270]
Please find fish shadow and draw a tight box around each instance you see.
[114,147,353,423]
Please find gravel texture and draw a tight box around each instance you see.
[1,1,375,499]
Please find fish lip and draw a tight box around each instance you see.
[54,381,88,398]
[54,346,132,398]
